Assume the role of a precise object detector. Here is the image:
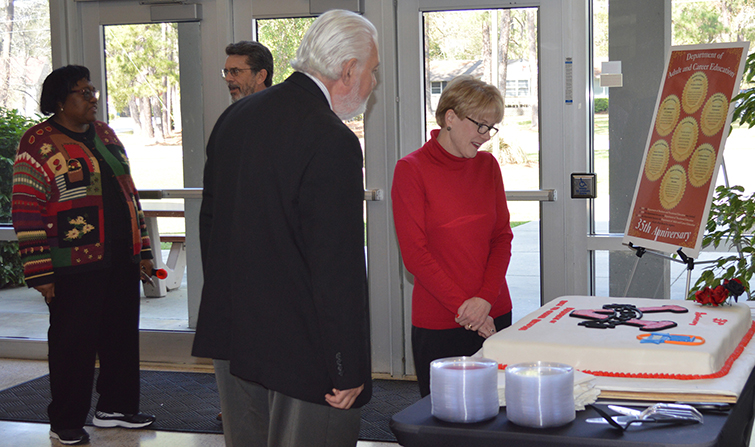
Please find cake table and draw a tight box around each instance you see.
[390,363,755,447]
[391,299,755,446]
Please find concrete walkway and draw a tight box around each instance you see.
[0,219,722,339]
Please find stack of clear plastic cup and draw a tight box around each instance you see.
[430,357,499,423]
[505,361,575,428]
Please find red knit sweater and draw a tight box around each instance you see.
[392,130,513,330]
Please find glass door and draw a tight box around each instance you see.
[102,22,188,328]
[421,8,543,322]
[0,0,52,339]
[76,1,205,346]
[397,0,590,375]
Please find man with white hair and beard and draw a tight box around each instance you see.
[193,9,379,447]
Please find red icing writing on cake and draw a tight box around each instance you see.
[690,312,706,326]
[687,313,728,327]
[519,300,568,331]
[550,307,574,323]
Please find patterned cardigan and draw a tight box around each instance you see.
[11,119,152,287]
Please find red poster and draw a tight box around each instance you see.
[623,42,749,258]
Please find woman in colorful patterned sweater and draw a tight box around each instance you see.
[12,65,156,445]
[392,76,513,397]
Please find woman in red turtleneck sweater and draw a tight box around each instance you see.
[392,76,513,396]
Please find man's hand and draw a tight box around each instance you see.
[325,384,364,409]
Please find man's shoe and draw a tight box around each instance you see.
[93,411,156,428]
[50,427,89,445]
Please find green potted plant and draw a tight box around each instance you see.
[0,107,42,289]
[688,52,755,303]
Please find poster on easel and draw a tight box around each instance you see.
[623,42,750,258]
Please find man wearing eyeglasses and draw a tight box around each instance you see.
[222,41,274,102]
[194,9,379,447]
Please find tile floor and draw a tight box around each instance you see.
[0,358,400,447]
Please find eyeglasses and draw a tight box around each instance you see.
[70,88,99,101]
[466,116,499,137]
[221,68,253,79]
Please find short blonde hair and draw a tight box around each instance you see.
[435,76,504,128]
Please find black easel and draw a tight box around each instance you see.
[622,160,743,299]
[622,242,719,299]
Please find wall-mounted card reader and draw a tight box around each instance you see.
[571,173,597,199]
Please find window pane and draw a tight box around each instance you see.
[594,1,755,235]
[671,0,755,195]
[257,17,316,86]
[1,0,52,226]
[104,23,183,190]
[103,23,188,330]
[0,0,51,115]
[592,0,609,234]
[423,8,540,225]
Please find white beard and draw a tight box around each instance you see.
[334,77,368,121]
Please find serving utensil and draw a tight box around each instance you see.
[587,403,703,430]
[675,402,732,412]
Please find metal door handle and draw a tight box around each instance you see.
[364,189,384,201]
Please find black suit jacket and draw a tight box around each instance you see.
[193,72,372,407]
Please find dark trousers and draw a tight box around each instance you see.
[412,312,512,397]
[47,239,141,430]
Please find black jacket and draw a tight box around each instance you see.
[192,72,372,407]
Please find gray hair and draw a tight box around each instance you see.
[225,41,274,87]
[290,9,378,81]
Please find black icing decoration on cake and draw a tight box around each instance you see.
[570,303,688,332]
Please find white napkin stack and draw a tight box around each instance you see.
[497,369,600,410]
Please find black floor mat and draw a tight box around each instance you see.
[0,370,420,443]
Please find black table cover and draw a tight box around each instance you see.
[390,366,755,447]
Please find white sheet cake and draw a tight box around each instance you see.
[483,296,754,378]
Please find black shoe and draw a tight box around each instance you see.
[92,411,156,428]
[50,427,89,445]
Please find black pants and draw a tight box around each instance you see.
[412,312,512,397]
[47,239,141,430]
